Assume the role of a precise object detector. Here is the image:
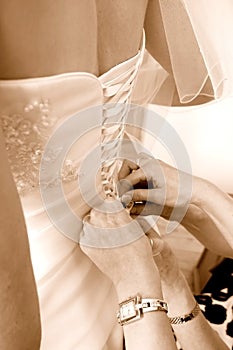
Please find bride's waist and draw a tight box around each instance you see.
[21,180,90,225]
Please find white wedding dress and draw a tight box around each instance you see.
[1,1,233,348]
[0,31,168,349]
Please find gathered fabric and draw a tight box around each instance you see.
[0,28,169,349]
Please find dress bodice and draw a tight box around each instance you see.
[0,37,167,198]
[0,36,169,350]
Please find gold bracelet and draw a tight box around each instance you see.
[169,302,200,324]
[117,294,168,326]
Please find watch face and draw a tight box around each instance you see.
[120,300,137,321]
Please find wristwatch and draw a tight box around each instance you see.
[117,294,168,326]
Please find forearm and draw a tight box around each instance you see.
[0,135,41,349]
[123,311,177,350]
[181,203,233,258]
[193,177,233,238]
[181,177,233,257]
[162,273,229,350]
[116,265,177,350]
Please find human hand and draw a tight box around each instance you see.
[80,206,162,299]
[118,155,192,221]
[141,223,181,287]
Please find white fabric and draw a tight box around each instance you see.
[158,0,233,103]
[0,42,167,349]
[1,3,233,346]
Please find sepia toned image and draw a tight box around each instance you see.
[0,1,233,349]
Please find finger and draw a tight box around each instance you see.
[130,203,162,216]
[118,159,138,180]
[117,169,151,197]
[146,229,164,257]
[121,189,149,204]
[122,187,166,204]
[122,168,147,187]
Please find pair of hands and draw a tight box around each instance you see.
[118,156,192,220]
[80,156,185,290]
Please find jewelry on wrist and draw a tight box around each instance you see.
[169,301,200,325]
[117,294,168,326]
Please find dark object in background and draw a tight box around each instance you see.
[195,258,233,342]
[204,303,227,324]
[195,294,227,324]
[202,258,233,298]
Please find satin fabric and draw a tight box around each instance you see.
[0,43,167,349]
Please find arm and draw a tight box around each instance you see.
[0,131,41,349]
[119,158,233,258]
[80,207,177,350]
[146,226,230,350]
[181,177,233,256]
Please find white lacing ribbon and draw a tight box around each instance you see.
[100,32,145,199]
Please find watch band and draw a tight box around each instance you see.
[117,295,168,326]
[169,302,200,324]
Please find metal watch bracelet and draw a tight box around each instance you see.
[117,294,168,326]
[169,302,200,324]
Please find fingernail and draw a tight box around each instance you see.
[117,179,132,196]
[121,193,132,205]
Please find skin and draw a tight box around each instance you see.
[145,225,229,350]
[0,0,215,107]
[0,0,221,348]
[80,207,177,350]
[81,208,229,349]
[0,0,147,79]
[0,130,41,350]
[118,158,233,258]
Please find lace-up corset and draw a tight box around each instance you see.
[0,33,146,196]
[99,44,144,198]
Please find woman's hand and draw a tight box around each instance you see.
[80,209,178,350]
[80,206,162,300]
[118,156,192,220]
[138,220,181,287]
[118,156,233,258]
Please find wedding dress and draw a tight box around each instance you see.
[0,31,169,349]
[1,1,233,348]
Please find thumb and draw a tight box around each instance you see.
[130,202,164,216]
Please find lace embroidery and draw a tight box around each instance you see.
[0,99,79,194]
[1,34,145,196]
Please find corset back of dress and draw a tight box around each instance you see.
[0,36,170,349]
[0,30,169,199]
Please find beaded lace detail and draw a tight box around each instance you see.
[0,99,55,193]
[0,98,81,194]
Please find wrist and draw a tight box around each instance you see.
[115,263,163,302]
[117,294,168,326]
[161,273,196,317]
